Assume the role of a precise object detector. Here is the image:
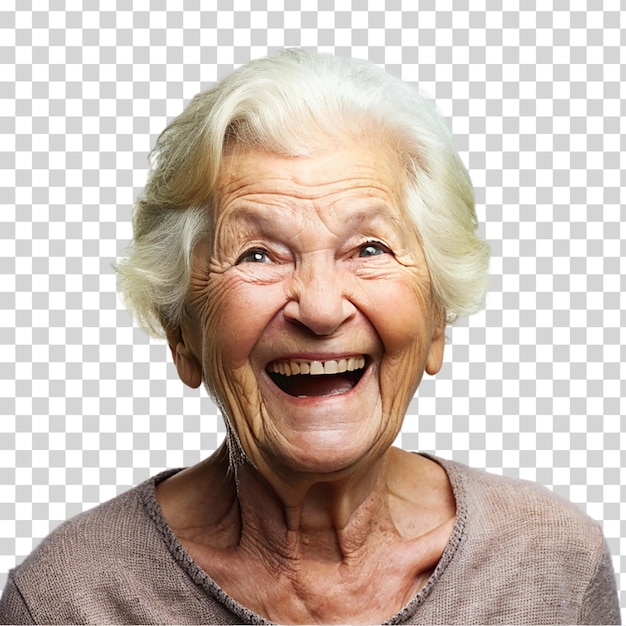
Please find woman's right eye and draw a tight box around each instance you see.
[236,249,271,264]
[357,240,393,258]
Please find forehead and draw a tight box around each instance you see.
[215,144,407,214]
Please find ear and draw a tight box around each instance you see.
[425,314,446,376]
[166,326,203,389]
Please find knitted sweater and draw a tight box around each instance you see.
[0,457,620,624]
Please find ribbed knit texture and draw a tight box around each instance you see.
[0,457,620,624]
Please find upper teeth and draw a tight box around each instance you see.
[269,356,366,377]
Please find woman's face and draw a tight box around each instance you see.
[171,143,445,478]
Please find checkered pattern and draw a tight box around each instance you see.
[1,2,624,616]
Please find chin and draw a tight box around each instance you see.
[266,429,391,478]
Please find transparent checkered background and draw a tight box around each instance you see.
[0,1,624,616]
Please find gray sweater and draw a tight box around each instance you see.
[0,457,620,624]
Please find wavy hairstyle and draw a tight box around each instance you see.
[116,49,489,337]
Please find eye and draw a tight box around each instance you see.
[236,248,271,264]
[357,241,392,257]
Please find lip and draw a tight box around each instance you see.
[266,352,366,363]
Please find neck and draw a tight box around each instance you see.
[156,444,456,624]
[231,447,397,563]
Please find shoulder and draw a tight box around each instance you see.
[1,470,193,624]
[14,475,163,573]
[426,457,621,623]
[441,454,602,538]
[441,456,605,557]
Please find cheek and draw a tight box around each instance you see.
[367,274,434,407]
[201,273,284,371]
[367,274,432,355]
[197,275,291,451]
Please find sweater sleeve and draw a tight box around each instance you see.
[0,576,36,625]
[577,538,621,625]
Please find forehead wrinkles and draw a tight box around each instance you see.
[211,146,408,240]
[214,190,406,252]
[216,144,403,199]
[217,172,399,208]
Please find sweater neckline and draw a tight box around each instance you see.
[140,454,468,625]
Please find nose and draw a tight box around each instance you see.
[283,254,357,336]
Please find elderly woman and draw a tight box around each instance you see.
[1,50,620,625]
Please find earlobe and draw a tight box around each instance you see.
[425,321,446,376]
[166,327,203,389]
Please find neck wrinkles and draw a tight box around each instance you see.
[233,451,396,564]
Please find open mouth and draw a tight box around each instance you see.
[266,356,367,397]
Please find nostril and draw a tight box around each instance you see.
[282,292,357,337]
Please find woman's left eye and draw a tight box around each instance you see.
[236,249,271,264]
[357,241,392,257]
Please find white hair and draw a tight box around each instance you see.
[116,48,489,336]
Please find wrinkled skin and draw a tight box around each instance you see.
[171,144,444,484]
[161,143,454,623]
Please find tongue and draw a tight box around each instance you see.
[279,374,355,397]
